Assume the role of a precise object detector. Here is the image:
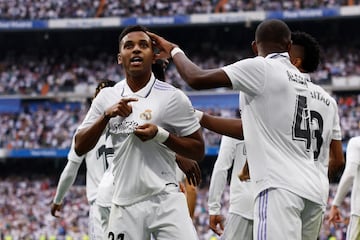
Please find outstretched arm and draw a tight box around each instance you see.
[148,31,232,90]
[198,111,244,140]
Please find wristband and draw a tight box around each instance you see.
[170,47,185,58]
[153,126,170,143]
[194,110,204,121]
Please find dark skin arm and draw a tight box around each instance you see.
[75,98,137,156]
[134,124,205,162]
[328,139,345,180]
[147,31,232,90]
[200,112,244,140]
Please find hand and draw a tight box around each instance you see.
[105,97,138,119]
[134,123,158,141]
[179,181,186,194]
[176,155,202,186]
[50,202,62,218]
[328,205,343,228]
[238,160,250,181]
[147,31,178,60]
[209,214,225,236]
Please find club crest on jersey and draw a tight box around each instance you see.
[140,109,152,120]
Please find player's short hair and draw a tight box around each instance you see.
[255,19,291,49]
[118,25,150,50]
[94,79,116,98]
[291,31,320,73]
[152,59,169,81]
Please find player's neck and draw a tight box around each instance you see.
[126,73,151,92]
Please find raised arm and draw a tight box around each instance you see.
[147,31,232,90]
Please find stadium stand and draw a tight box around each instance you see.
[1,4,360,240]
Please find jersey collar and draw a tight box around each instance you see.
[266,52,289,59]
[121,74,156,98]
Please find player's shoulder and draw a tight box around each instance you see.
[153,79,177,92]
[152,80,189,101]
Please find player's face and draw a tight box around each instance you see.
[118,31,155,77]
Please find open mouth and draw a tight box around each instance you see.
[130,56,143,66]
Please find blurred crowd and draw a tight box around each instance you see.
[1,93,360,151]
[1,45,360,96]
[0,0,358,20]
[0,176,351,240]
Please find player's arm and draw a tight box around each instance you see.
[328,160,357,226]
[135,125,204,161]
[75,114,110,156]
[208,136,235,235]
[197,110,244,140]
[147,31,232,90]
[75,97,137,155]
[328,138,358,226]
[184,178,197,219]
[51,160,81,217]
[328,139,345,180]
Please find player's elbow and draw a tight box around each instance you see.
[74,131,88,156]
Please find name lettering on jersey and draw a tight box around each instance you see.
[310,91,330,106]
[109,119,139,135]
[140,109,152,120]
[286,71,308,87]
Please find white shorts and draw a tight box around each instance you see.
[106,189,199,240]
[347,215,360,240]
[254,188,323,240]
[96,204,111,235]
[89,201,104,240]
[221,212,253,240]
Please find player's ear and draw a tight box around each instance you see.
[251,41,258,55]
[291,57,302,69]
[117,53,122,64]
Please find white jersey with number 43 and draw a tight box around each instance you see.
[222,52,322,204]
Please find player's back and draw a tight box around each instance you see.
[229,54,323,204]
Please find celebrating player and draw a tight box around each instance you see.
[74,25,204,240]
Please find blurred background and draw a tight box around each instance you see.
[1,1,360,239]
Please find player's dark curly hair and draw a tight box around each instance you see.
[118,25,150,50]
[291,31,320,73]
[94,79,116,98]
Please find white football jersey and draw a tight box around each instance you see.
[68,133,113,202]
[306,78,342,205]
[208,136,254,219]
[78,75,200,206]
[222,52,322,204]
